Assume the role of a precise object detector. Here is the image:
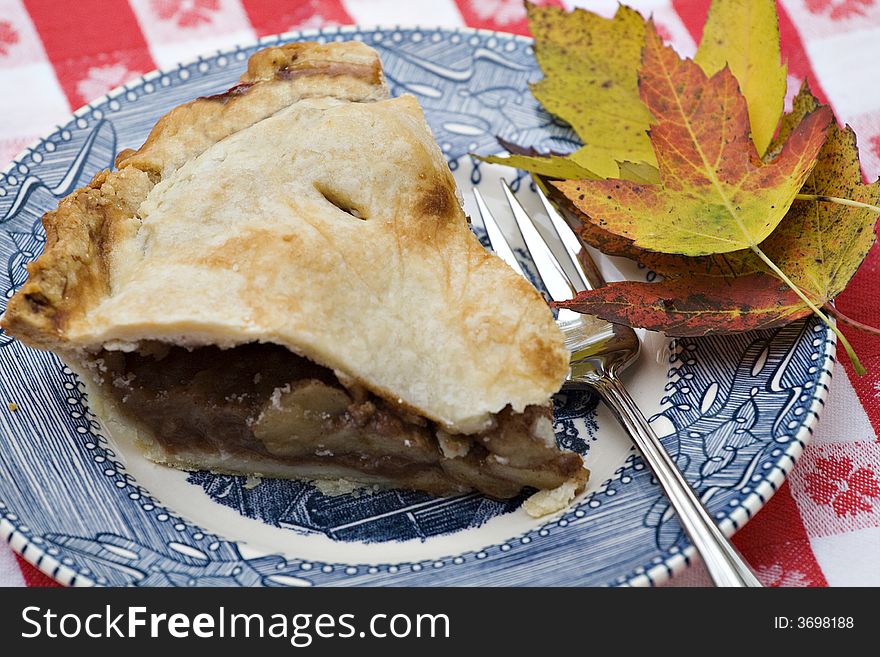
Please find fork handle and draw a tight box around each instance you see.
[589,374,762,587]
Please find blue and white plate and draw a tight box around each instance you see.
[0,26,834,587]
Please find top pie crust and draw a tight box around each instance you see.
[1,41,569,435]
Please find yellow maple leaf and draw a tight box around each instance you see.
[764,86,879,312]
[526,2,654,178]
[695,0,787,156]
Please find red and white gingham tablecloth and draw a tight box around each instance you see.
[0,0,878,587]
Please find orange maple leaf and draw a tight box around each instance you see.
[554,23,832,257]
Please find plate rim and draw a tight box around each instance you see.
[0,23,837,587]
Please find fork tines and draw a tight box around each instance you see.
[473,179,588,303]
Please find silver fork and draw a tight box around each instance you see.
[474,179,761,587]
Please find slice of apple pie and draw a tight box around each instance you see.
[1,41,587,505]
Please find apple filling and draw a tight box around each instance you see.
[85,343,585,498]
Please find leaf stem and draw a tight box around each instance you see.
[795,194,880,214]
[823,304,880,337]
[748,244,866,375]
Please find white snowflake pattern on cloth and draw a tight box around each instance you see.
[0,20,20,57]
[873,379,880,398]
[805,0,876,21]
[292,14,339,31]
[76,63,141,103]
[468,0,526,26]
[756,564,812,587]
[150,0,220,28]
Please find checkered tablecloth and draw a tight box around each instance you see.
[1,0,878,587]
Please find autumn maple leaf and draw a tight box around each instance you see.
[478,2,653,180]
[553,274,808,335]
[554,86,879,364]
[554,23,831,257]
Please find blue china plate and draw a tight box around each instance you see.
[0,26,834,587]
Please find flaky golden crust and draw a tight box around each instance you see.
[2,167,154,353]
[1,41,569,434]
